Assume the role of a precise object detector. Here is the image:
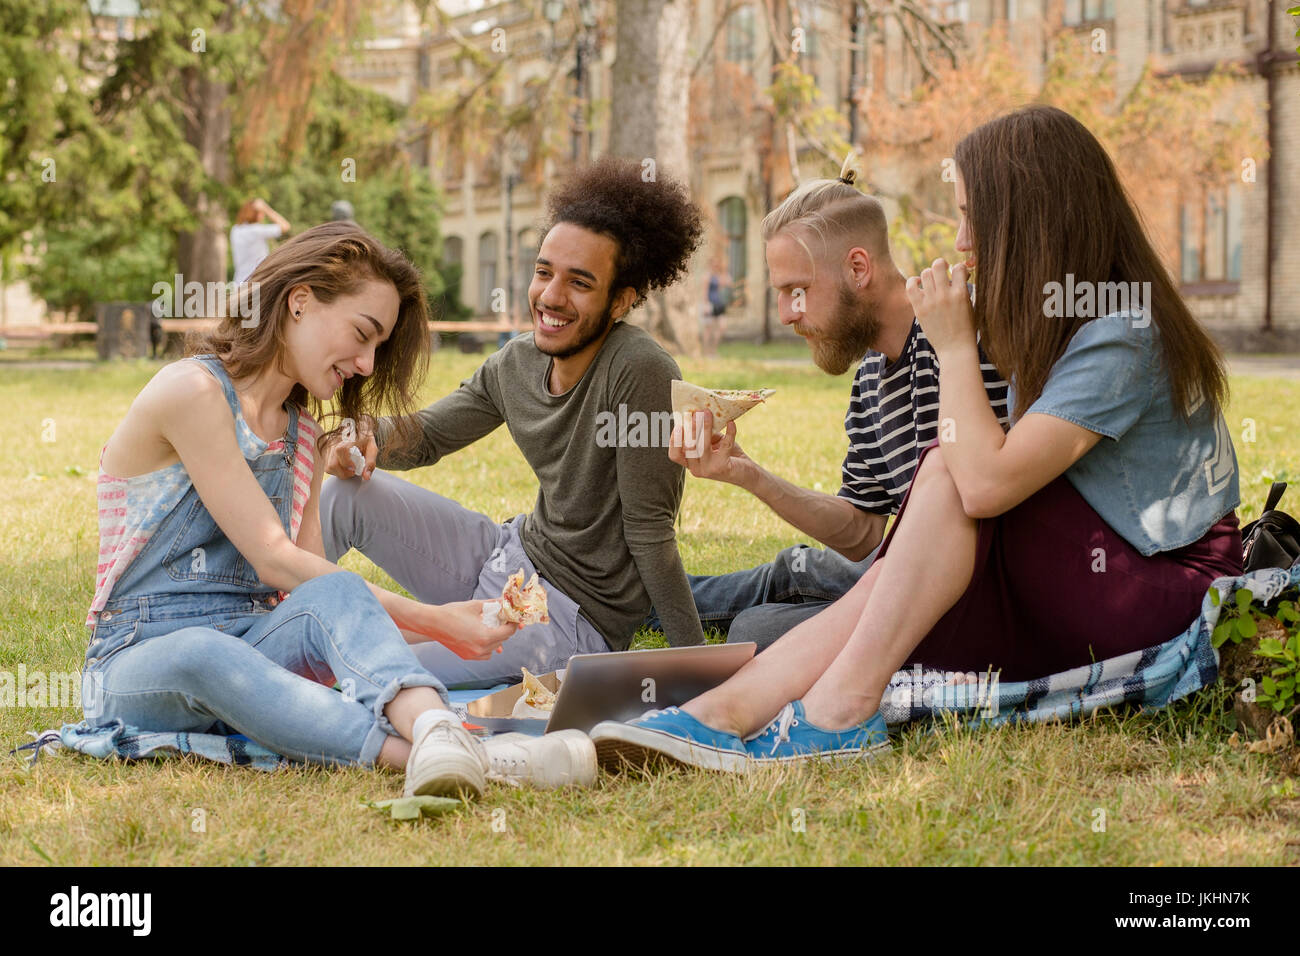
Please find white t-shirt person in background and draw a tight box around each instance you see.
[230,198,291,283]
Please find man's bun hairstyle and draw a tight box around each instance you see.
[541,156,704,309]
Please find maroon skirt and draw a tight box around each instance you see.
[878,445,1244,682]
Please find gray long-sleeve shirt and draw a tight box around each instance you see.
[375,322,705,650]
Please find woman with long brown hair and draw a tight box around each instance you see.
[592,104,1244,769]
[80,221,595,793]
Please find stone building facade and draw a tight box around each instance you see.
[340,0,1298,346]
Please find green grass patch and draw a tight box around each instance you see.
[1,343,1298,865]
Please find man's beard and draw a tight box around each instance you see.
[806,281,881,375]
[533,299,618,360]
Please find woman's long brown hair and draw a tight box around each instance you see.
[187,220,430,452]
[954,105,1227,419]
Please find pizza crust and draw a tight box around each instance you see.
[671,380,775,436]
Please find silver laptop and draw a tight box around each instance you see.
[544,642,756,734]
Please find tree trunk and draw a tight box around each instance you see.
[177,65,231,294]
[609,0,699,357]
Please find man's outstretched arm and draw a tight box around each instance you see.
[323,357,507,477]
[669,411,885,562]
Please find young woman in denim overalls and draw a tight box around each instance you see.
[83,222,595,795]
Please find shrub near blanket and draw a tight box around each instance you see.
[1212,574,1300,751]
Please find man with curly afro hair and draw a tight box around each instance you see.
[320,157,708,689]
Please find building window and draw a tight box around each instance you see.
[440,133,466,183]
[725,5,755,63]
[1065,0,1114,24]
[516,227,537,316]
[443,235,463,270]
[439,236,464,316]
[926,1,970,22]
[1180,185,1242,286]
[478,231,499,314]
[795,2,819,62]
[717,196,747,283]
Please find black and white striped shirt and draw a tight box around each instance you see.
[837,320,1010,516]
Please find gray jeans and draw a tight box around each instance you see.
[320,471,608,689]
[644,543,878,651]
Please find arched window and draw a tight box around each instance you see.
[478,231,499,315]
[725,5,755,63]
[717,196,747,283]
[443,235,463,269]
[516,227,538,316]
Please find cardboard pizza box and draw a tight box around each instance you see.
[466,670,561,718]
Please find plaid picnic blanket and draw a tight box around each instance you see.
[879,566,1300,727]
[16,567,1297,770]
[12,687,499,772]
[15,720,286,771]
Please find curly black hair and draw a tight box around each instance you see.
[540,156,704,309]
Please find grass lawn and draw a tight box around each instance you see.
[1,342,1298,865]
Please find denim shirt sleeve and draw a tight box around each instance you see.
[1024,313,1156,440]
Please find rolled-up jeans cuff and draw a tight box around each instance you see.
[360,672,448,764]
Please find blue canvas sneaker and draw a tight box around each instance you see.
[589,707,750,773]
[744,701,890,763]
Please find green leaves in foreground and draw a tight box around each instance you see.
[1210,584,1300,717]
[1210,587,1258,647]
[361,796,461,822]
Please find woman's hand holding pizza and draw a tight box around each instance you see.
[669,409,754,485]
[404,600,518,661]
[905,257,977,358]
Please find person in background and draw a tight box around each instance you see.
[231,198,291,284]
[700,256,731,358]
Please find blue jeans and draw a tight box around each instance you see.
[84,572,445,767]
[644,543,877,650]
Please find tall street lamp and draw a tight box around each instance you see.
[543,0,599,162]
[502,138,530,344]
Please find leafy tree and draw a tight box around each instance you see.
[857,28,1265,274]
[238,73,452,306]
[9,1,464,320]
[26,224,174,318]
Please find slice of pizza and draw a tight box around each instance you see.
[519,666,558,711]
[671,380,775,436]
[497,568,550,627]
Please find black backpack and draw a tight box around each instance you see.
[1241,482,1300,572]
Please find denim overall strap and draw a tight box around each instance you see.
[192,353,243,419]
[191,353,301,471]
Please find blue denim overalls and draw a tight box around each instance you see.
[82,355,444,766]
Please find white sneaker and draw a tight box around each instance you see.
[482,730,597,789]
[405,718,489,799]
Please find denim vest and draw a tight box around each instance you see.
[1008,312,1240,556]
[86,355,300,667]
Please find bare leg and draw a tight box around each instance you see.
[682,560,882,737]
[375,685,448,770]
[682,448,978,737]
[384,686,448,740]
[377,736,412,770]
[801,450,976,729]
